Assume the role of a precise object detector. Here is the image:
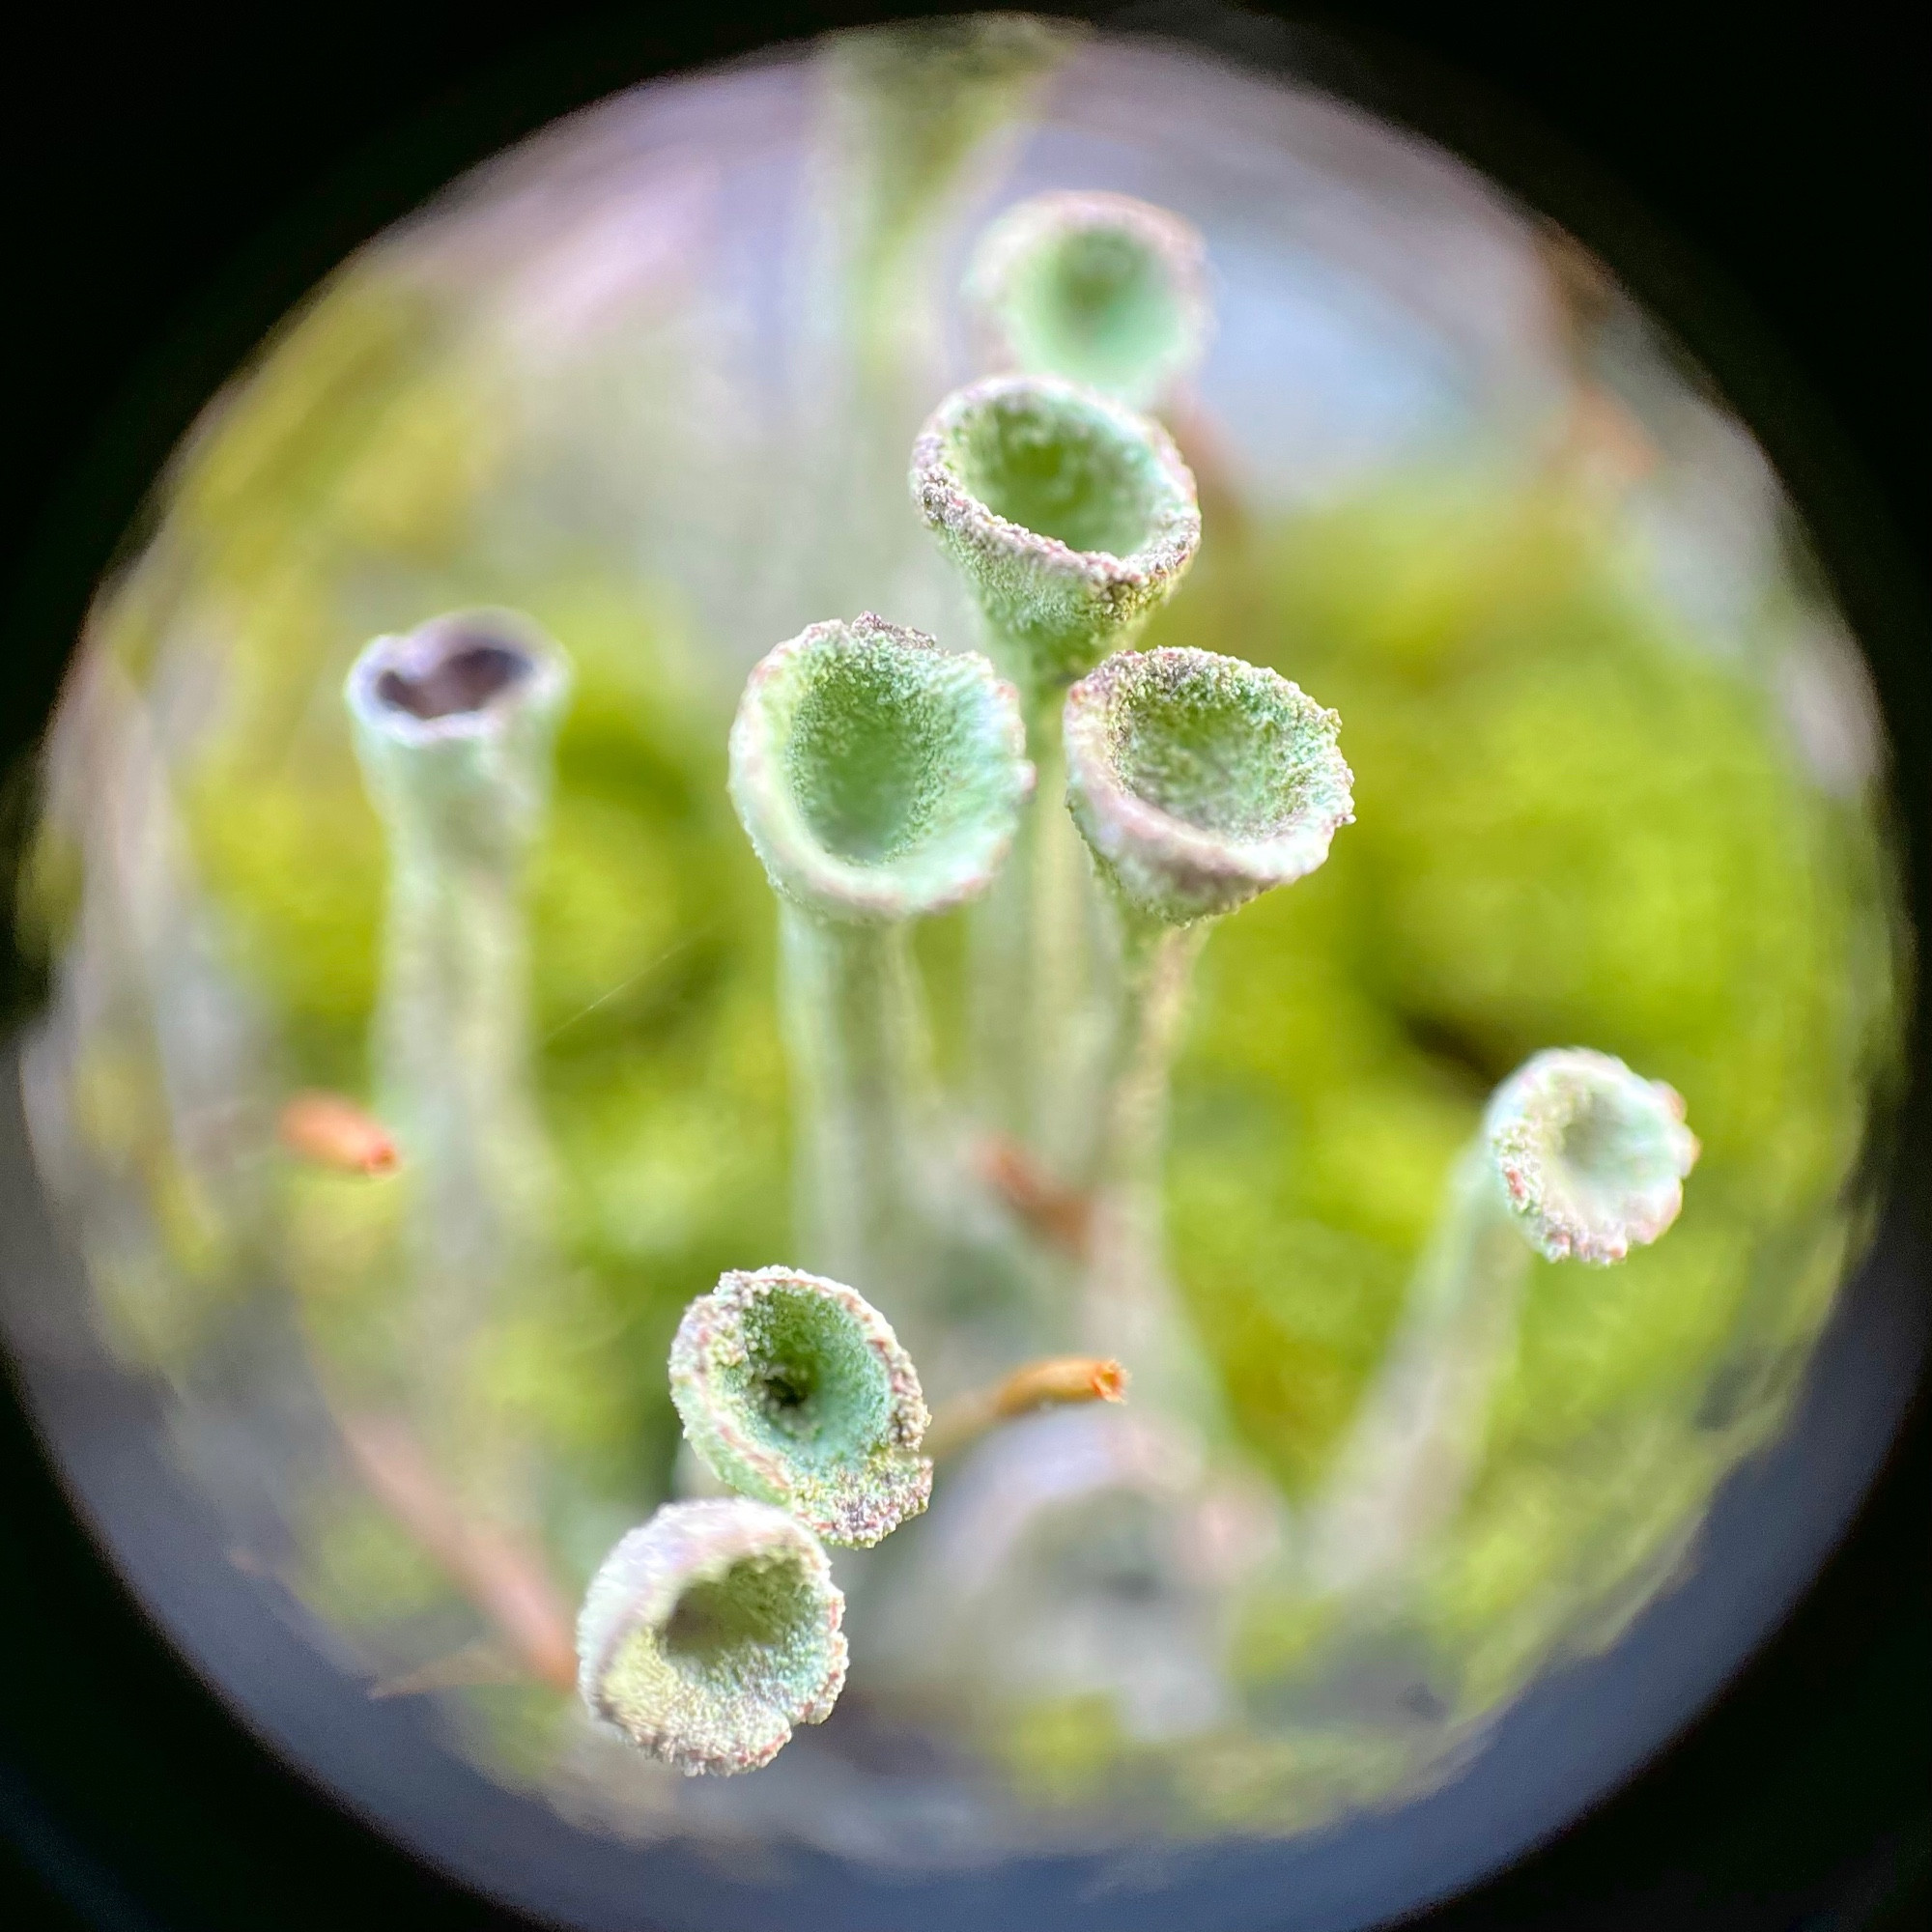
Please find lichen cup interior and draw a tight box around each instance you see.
[2,14,1914,1932]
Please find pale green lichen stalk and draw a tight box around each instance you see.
[728,615,1031,1314]
[965,189,1210,411]
[577,1498,847,1776]
[910,379,1201,1165]
[1486,1048,1700,1264]
[344,609,571,1488]
[1305,1052,1701,1593]
[911,374,1201,700]
[670,1266,932,1547]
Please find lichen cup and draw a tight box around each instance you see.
[910,374,1201,702]
[578,1498,848,1776]
[1062,646,1354,1417]
[965,189,1211,410]
[669,1265,932,1548]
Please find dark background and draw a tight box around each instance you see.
[2,5,1924,1927]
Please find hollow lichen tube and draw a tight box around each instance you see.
[910,376,1201,1166]
[344,610,571,1490]
[1064,646,1355,1422]
[727,613,1032,1345]
[1304,1048,1700,1594]
[964,189,1211,411]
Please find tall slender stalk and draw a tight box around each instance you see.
[910,375,1201,1168]
[1304,1049,1700,1593]
[345,609,570,1502]
[727,612,1032,1379]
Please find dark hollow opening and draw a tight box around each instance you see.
[377,639,530,720]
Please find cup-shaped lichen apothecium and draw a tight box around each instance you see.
[965,189,1210,411]
[910,374,1201,702]
[577,1498,848,1776]
[1060,647,1355,1417]
[344,610,572,1495]
[670,1265,932,1548]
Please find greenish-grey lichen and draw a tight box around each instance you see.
[1064,645,1354,927]
[910,376,1201,696]
[577,1498,847,1776]
[965,189,1210,410]
[1485,1047,1700,1264]
[728,611,1033,923]
[669,1266,932,1546]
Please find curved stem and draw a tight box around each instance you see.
[1300,1147,1531,1594]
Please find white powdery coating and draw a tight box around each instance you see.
[1485,1048,1701,1264]
[1064,646,1355,924]
[727,613,1033,924]
[578,1499,846,1776]
[965,189,1211,410]
[669,1266,932,1547]
[909,375,1201,690]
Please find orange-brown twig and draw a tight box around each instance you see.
[279,1092,400,1177]
[924,1354,1128,1462]
[975,1135,1094,1259]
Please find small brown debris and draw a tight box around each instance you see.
[279,1092,400,1177]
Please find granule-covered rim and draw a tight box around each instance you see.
[1064,645,1355,923]
[1485,1047,1702,1264]
[346,607,572,747]
[669,1264,932,1546]
[909,374,1201,607]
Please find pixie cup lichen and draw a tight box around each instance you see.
[1486,1047,1701,1264]
[670,1266,932,1547]
[728,615,1032,1310]
[1306,1050,1701,1592]
[965,189,1210,411]
[910,375,1201,697]
[1064,645,1355,926]
[577,1498,847,1776]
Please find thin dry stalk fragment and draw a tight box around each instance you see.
[669,1265,932,1548]
[1305,1050,1700,1593]
[728,614,1032,1332]
[578,1499,847,1776]
[965,189,1210,411]
[338,1410,578,1692]
[924,1352,1127,1461]
[910,376,1201,1167]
